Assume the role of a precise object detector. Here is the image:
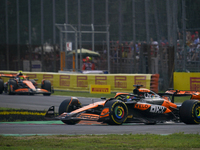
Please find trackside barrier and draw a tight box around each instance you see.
[150,74,159,93]
[174,72,200,91]
[0,71,159,93]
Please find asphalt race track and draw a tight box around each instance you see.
[0,94,200,135]
[0,93,98,112]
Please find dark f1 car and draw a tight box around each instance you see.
[0,71,53,96]
[45,85,200,125]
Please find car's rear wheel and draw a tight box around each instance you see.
[59,98,82,125]
[8,79,17,95]
[41,80,51,96]
[0,79,4,94]
[103,100,128,125]
[180,100,200,124]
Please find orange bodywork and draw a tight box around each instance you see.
[165,90,200,95]
[0,74,28,79]
[191,95,200,100]
[71,101,106,114]
[138,88,150,93]
[165,90,200,102]
[23,80,36,90]
[15,88,29,92]
[163,108,172,114]
[100,108,109,118]
[77,113,99,120]
[161,100,177,113]
[162,100,177,109]
[0,74,16,78]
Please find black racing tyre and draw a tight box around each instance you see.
[59,98,82,125]
[0,79,4,94]
[8,79,17,95]
[41,80,51,96]
[103,100,128,125]
[180,100,200,124]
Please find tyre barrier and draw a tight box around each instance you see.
[150,74,159,93]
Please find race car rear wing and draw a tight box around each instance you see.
[0,73,29,79]
[0,74,16,78]
[158,89,200,103]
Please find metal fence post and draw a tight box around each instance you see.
[41,0,44,72]
[28,0,32,72]
[5,0,9,70]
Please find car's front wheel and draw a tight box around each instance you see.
[103,100,128,125]
[59,98,82,125]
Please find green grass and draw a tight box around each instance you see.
[1,133,200,149]
[52,91,191,103]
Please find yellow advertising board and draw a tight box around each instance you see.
[174,72,200,91]
[90,84,111,94]
[0,71,152,92]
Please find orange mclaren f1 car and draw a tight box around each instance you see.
[45,85,200,125]
[0,72,53,96]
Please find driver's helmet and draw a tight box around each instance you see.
[19,76,24,80]
[126,95,132,101]
[17,71,23,76]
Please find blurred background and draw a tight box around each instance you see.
[0,0,200,90]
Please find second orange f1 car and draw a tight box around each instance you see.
[45,85,200,125]
[0,71,53,96]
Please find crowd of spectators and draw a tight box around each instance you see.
[176,31,200,62]
[8,31,199,72]
[103,30,200,73]
[108,31,200,62]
